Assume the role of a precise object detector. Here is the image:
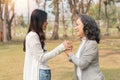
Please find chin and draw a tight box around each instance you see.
[76,34,80,37]
[77,35,83,38]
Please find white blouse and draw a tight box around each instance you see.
[76,37,87,80]
[23,31,65,80]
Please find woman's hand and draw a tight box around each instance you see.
[64,49,72,56]
[63,40,73,56]
[63,40,73,50]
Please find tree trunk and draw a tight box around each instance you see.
[67,0,76,36]
[62,0,67,38]
[0,1,3,41]
[104,1,109,36]
[84,0,92,14]
[3,0,15,41]
[0,19,3,42]
[96,0,101,27]
[8,10,15,40]
[81,0,84,13]
[3,0,9,42]
[3,20,8,42]
[44,0,47,11]
[113,1,120,33]
[7,23,12,40]
[51,0,59,40]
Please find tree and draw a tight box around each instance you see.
[97,0,102,27]
[102,0,119,36]
[44,0,47,10]
[51,0,59,40]
[14,15,27,27]
[103,0,109,36]
[81,0,92,14]
[113,0,120,32]
[35,0,46,10]
[0,0,3,41]
[67,0,77,35]
[0,0,15,42]
[62,0,67,38]
[4,0,15,41]
[35,0,40,8]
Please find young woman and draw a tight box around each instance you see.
[65,14,105,80]
[23,9,72,80]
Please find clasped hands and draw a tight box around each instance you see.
[63,40,73,56]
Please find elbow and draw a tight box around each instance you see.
[80,64,88,70]
[79,61,89,70]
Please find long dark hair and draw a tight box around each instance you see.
[23,9,47,52]
[79,14,100,43]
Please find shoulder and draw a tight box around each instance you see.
[26,31,40,44]
[25,32,42,51]
[87,40,97,45]
[26,31,39,40]
[86,40,98,48]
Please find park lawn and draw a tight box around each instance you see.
[0,38,120,80]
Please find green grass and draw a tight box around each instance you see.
[0,38,120,80]
[103,68,120,80]
[0,41,24,80]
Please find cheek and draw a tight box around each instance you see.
[78,27,83,33]
[78,27,84,36]
[43,23,47,30]
[81,28,84,34]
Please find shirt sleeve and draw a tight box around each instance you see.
[30,34,65,63]
[68,41,98,70]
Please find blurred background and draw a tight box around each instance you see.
[0,0,120,80]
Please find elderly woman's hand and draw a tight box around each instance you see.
[63,40,73,56]
[63,40,73,50]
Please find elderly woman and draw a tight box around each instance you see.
[65,14,105,80]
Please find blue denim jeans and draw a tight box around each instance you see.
[39,69,51,80]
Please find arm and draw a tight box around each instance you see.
[30,35,65,63]
[66,41,98,69]
[30,35,71,62]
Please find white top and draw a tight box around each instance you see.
[76,37,87,80]
[23,31,65,80]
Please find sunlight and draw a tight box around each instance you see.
[14,0,38,17]
[14,0,28,15]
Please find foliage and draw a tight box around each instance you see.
[89,2,120,28]
[14,15,27,27]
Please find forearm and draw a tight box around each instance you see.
[40,43,65,62]
[68,53,89,69]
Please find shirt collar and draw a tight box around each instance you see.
[81,37,87,42]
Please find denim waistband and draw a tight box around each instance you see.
[39,69,51,73]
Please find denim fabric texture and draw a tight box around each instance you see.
[39,69,51,80]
